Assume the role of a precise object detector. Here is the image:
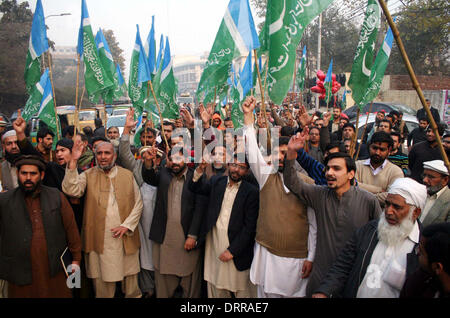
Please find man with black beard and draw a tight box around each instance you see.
[419,160,449,227]
[242,96,318,298]
[188,154,259,297]
[0,130,21,191]
[356,131,404,207]
[141,148,204,298]
[0,155,81,298]
[313,178,427,298]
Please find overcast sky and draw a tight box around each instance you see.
[22,0,263,76]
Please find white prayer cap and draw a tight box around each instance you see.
[1,130,16,141]
[423,160,449,176]
[387,178,427,211]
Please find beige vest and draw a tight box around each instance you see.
[256,173,312,258]
[82,166,140,255]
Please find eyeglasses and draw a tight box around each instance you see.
[229,163,247,170]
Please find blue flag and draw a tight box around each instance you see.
[156,34,164,70]
[77,0,90,56]
[238,50,252,100]
[145,16,157,75]
[116,64,125,87]
[29,0,49,58]
[228,0,260,51]
[324,59,333,103]
[136,25,151,84]
[25,0,49,92]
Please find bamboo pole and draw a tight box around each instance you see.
[75,85,86,138]
[74,54,81,139]
[263,59,269,102]
[254,49,271,149]
[147,80,170,152]
[47,52,61,140]
[378,0,449,173]
[350,108,360,158]
[355,101,374,160]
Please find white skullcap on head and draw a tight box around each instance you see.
[423,160,449,176]
[1,130,16,141]
[387,177,427,211]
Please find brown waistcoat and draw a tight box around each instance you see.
[82,166,140,255]
[256,173,311,258]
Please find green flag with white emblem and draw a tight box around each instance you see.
[266,0,333,105]
[23,69,49,122]
[358,21,395,107]
[347,0,381,109]
[77,0,114,104]
[158,37,178,119]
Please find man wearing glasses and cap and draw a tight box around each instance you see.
[420,160,450,227]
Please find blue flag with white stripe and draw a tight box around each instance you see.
[24,0,49,92]
[197,0,260,102]
[136,25,151,84]
[145,16,157,75]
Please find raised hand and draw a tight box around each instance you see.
[297,105,312,128]
[124,107,137,134]
[180,108,194,129]
[13,109,27,137]
[71,139,84,161]
[288,127,309,153]
[322,111,331,127]
[199,103,212,125]
[242,96,256,114]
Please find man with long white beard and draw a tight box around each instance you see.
[312,177,427,298]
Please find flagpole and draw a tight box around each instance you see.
[74,53,81,139]
[47,52,61,140]
[355,101,374,159]
[377,0,449,173]
[148,80,170,152]
[350,108,360,158]
[254,50,271,149]
[263,59,269,102]
[76,85,86,138]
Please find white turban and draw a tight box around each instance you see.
[1,130,16,141]
[387,177,427,211]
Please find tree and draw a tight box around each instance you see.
[387,0,450,76]
[0,0,33,116]
[103,29,126,74]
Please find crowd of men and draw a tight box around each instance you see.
[0,96,449,299]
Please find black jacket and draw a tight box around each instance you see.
[0,186,67,285]
[315,220,420,298]
[188,174,259,271]
[142,165,204,245]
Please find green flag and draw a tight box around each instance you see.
[23,69,49,122]
[37,70,60,140]
[128,33,147,117]
[358,23,395,107]
[158,37,179,119]
[95,29,119,104]
[296,46,307,92]
[347,0,381,108]
[230,84,244,129]
[77,0,114,104]
[266,0,333,105]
